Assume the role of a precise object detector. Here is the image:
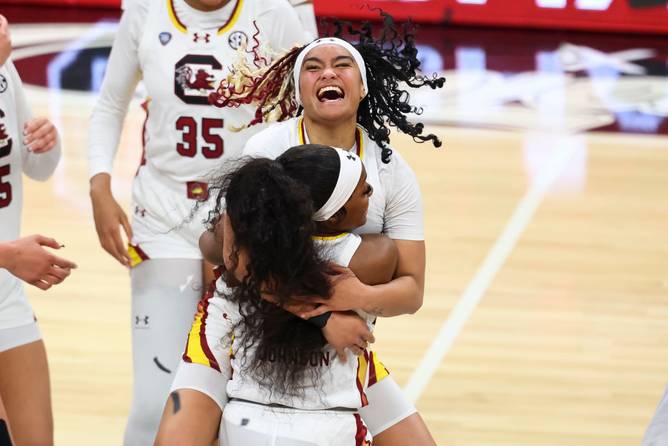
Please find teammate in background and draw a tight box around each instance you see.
[87,0,309,444]
[288,0,318,40]
[156,145,392,445]
[0,14,74,446]
[209,14,443,446]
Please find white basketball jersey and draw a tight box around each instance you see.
[0,62,24,242]
[137,0,302,184]
[242,117,425,240]
[180,232,376,410]
[0,60,60,329]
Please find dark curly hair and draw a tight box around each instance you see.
[204,145,343,397]
[209,11,445,163]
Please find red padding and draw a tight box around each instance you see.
[1,0,120,5]
[313,0,668,35]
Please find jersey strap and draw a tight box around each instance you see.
[297,117,364,158]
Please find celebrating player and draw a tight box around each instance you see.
[87,0,309,443]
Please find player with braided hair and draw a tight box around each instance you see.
[209,13,442,446]
[210,11,443,162]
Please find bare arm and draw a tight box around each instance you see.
[348,234,398,286]
[358,239,425,316]
[154,390,220,446]
[301,239,425,318]
[88,3,143,266]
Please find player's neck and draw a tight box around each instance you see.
[303,115,357,151]
[183,0,231,12]
[314,223,351,237]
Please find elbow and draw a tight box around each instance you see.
[27,168,56,182]
[26,150,61,181]
[406,293,424,315]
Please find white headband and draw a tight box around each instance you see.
[293,37,368,105]
[313,148,363,222]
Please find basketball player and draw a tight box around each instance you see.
[0,14,73,446]
[156,144,393,444]
[87,1,309,444]
[208,21,443,445]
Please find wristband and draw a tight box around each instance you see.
[307,311,332,329]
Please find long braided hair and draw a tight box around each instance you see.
[209,11,445,163]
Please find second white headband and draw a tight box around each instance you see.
[292,37,368,105]
[313,147,363,222]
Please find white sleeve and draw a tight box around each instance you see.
[171,288,236,410]
[7,60,61,181]
[256,0,312,53]
[242,128,282,159]
[336,233,362,267]
[287,0,318,41]
[87,4,144,179]
[383,151,424,241]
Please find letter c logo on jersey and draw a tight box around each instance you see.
[174,54,222,105]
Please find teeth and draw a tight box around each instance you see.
[317,86,343,97]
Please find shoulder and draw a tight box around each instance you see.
[254,0,296,14]
[208,279,241,320]
[243,119,299,159]
[121,0,150,34]
[123,0,150,19]
[2,59,18,83]
[358,234,396,261]
[314,233,362,267]
[349,234,397,285]
[368,140,417,183]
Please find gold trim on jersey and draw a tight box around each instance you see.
[218,0,244,35]
[355,124,365,159]
[356,350,370,406]
[298,116,306,144]
[183,295,221,372]
[127,244,149,268]
[297,117,365,159]
[166,0,243,35]
[367,350,390,386]
[167,0,187,34]
[312,233,348,241]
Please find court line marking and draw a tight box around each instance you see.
[404,139,580,403]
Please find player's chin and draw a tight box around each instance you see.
[312,102,355,122]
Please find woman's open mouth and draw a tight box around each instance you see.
[317,85,345,102]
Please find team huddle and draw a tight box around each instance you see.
[0,0,446,444]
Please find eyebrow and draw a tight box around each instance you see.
[303,55,354,65]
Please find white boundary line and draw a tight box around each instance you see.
[404,141,579,403]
